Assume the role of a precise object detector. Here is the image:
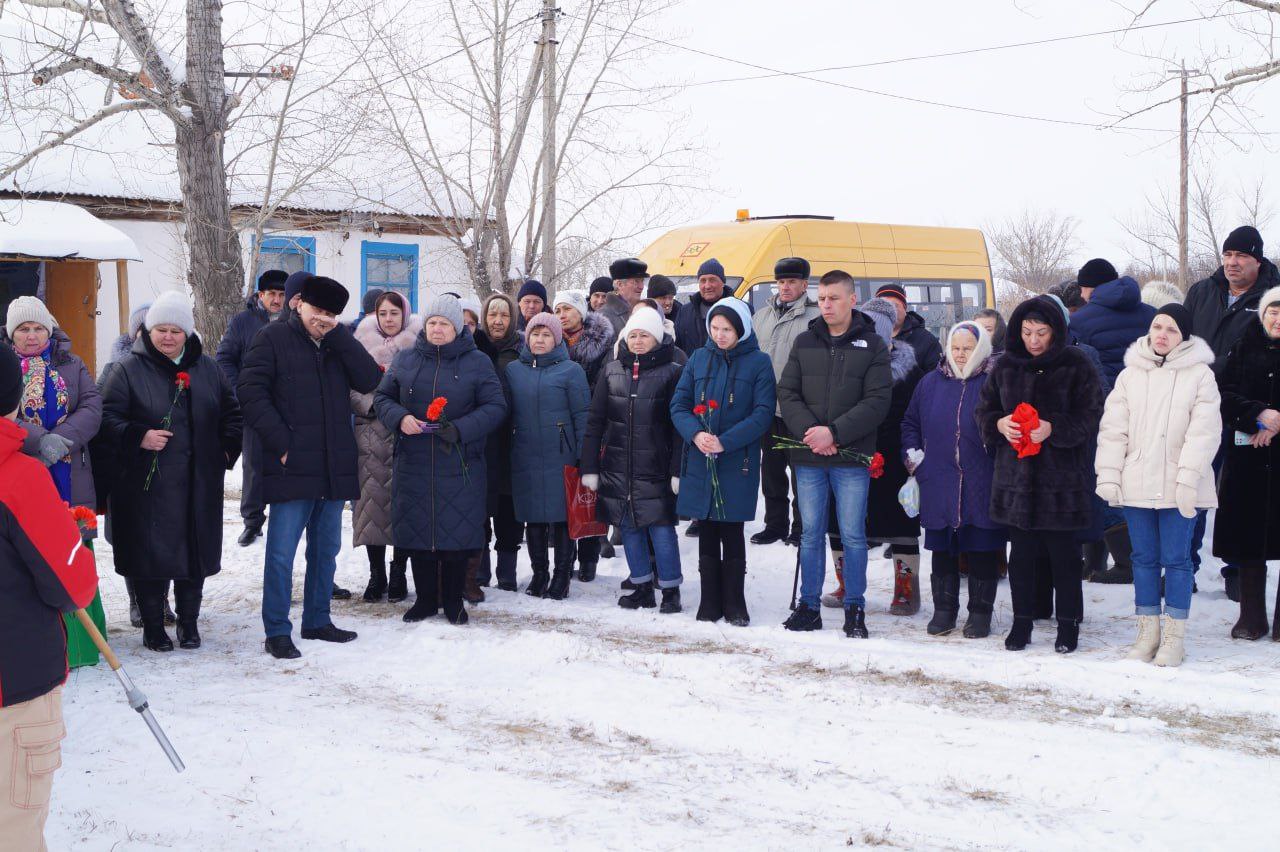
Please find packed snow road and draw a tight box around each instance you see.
[51,500,1278,850]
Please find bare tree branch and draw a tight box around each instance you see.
[0,99,154,181]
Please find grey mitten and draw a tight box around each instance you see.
[37,432,73,466]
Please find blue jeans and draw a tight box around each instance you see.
[620,522,683,588]
[262,499,344,637]
[1123,507,1196,619]
[796,465,870,609]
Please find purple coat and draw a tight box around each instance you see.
[900,357,998,532]
[2,328,102,509]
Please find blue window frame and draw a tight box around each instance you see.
[253,236,316,286]
[361,241,419,312]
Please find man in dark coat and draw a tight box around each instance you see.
[647,274,684,327]
[778,270,892,637]
[588,276,614,314]
[0,344,98,848]
[874,283,942,374]
[1182,226,1280,597]
[238,276,381,659]
[1067,262,1156,385]
[515,279,550,331]
[599,258,649,335]
[675,258,739,355]
[216,269,288,546]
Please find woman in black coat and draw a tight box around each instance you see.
[374,295,507,625]
[474,293,523,593]
[100,292,242,652]
[1215,286,1280,640]
[975,296,1103,654]
[580,308,685,613]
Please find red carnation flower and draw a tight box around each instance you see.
[869,452,885,479]
[708,399,719,410]
[426,396,448,422]
[175,371,191,389]
[692,404,707,417]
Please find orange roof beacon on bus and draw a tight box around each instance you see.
[638,212,995,340]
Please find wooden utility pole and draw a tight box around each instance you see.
[539,0,558,287]
[1178,62,1190,290]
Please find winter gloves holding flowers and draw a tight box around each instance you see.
[36,432,73,466]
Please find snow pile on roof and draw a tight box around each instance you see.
[0,199,142,260]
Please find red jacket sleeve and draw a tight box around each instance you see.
[0,455,98,612]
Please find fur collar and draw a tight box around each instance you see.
[889,341,917,384]
[568,310,614,366]
[354,313,424,367]
[1123,335,1214,371]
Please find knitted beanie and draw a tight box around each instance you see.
[524,311,564,347]
[145,290,196,335]
[424,293,464,334]
[5,296,57,339]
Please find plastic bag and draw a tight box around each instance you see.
[898,476,920,518]
[564,465,608,540]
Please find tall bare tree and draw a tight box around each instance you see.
[357,0,703,299]
[986,208,1080,296]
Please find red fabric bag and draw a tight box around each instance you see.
[1010,403,1042,459]
[564,465,607,540]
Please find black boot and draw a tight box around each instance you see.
[619,581,656,609]
[842,604,869,638]
[237,518,264,547]
[495,551,519,591]
[126,577,143,629]
[685,519,701,538]
[720,559,750,626]
[1081,540,1108,582]
[962,577,998,639]
[387,557,409,603]
[403,557,440,622]
[1231,563,1269,640]
[599,537,616,560]
[331,584,352,601]
[926,572,960,635]
[526,525,551,598]
[578,560,598,583]
[173,582,203,650]
[1054,619,1079,654]
[696,558,724,622]
[783,603,822,631]
[264,635,301,659]
[138,589,173,652]
[546,527,574,601]
[660,587,682,614]
[363,551,388,603]
[463,552,485,604]
[442,559,469,625]
[1092,524,1133,584]
[1004,616,1034,651]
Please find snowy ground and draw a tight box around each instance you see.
[50,482,1280,850]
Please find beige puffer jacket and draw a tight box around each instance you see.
[1095,335,1222,510]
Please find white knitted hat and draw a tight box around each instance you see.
[5,296,57,339]
[146,290,196,335]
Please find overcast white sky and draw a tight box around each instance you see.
[635,0,1280,271]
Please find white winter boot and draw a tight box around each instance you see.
[1126,614,1161,662]
[1153,614,1186,667]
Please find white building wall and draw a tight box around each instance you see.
[94,217,471,371]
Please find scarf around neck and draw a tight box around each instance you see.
[19,343,71,500]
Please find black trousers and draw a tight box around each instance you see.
[698,521,746,564]
[760,417,801,534]
[487,493,524,553]
[135,578,203,623]
[365,545,407,570]
[240,429,265,524]
[931,550,1000,580]
[1008,529,1082,623]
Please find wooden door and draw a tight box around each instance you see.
[44,261,98,376]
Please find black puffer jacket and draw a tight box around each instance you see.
[777,311,892,465]
[896,311,943,374]
[475,325,523,510]
[100,333,242,579]
[374,332,507,552]
[975,297,1104,532]
[674,285,736,355]
[580,339,684,528]
[1214,320,1280,560]
[237,316,381,504]
[1184,259,1280,374]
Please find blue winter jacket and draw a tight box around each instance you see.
[215,295,276,389]
[671,317,776,523]
[374,333,507,552]
[505,342,591,524]
[1069,277,1156,384]
[900,358,1000,533]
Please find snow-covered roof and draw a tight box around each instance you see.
[0,199,142,261]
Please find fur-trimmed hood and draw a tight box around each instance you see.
[1123,334,1215,372]
[354,312,424,368]
[568,309,615,368]
[888,339,917,384]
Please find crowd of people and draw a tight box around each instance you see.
[4,223,1280,841]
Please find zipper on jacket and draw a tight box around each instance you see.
[430,352,440,551]
[315,347,329,494]
[627,357,638,526]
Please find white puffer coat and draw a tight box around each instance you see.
[1095,335,1222,510]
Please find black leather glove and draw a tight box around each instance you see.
[436,422,460,447]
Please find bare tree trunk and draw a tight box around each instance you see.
[178,0,244,346]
